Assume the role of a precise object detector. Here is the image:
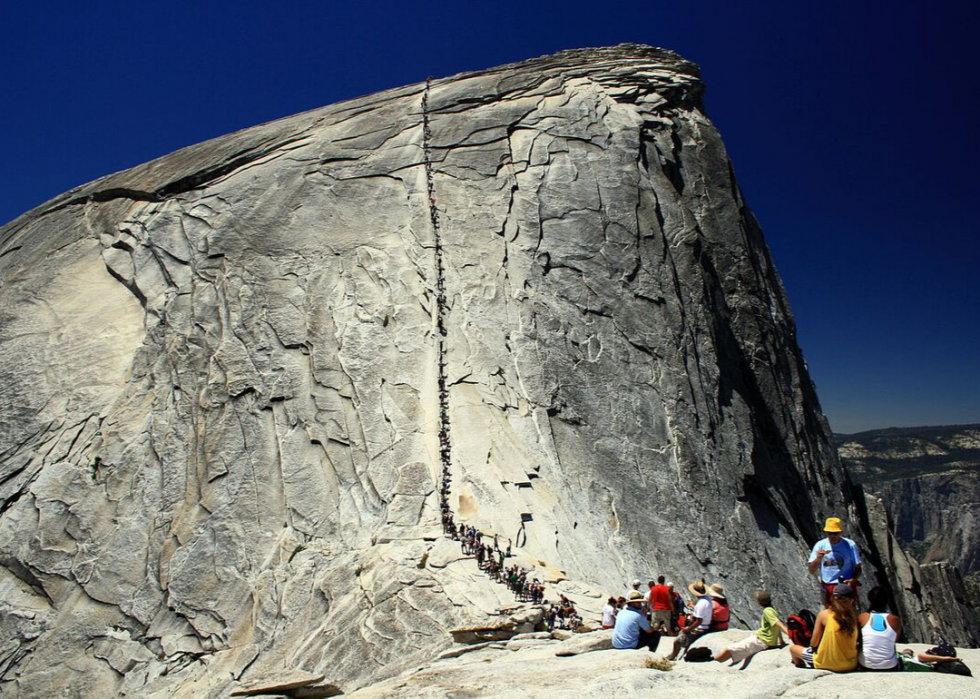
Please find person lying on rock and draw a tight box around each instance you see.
[899,648,963,671]
[665,581,713,660]
[713,590,788,665]
[789,583,859,672]
[612,591,661,652]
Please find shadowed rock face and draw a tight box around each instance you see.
[838,425,980,631]
[0,44,876,696]
[839,425,980,580]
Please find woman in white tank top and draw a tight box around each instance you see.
[858,586,901,670]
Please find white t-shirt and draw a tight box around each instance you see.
[602,604,616,627]
[694,596,713,629]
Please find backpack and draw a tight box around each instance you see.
[684,646,713,662]
[927,642,971,677]
[786,610,814,647]
[933,660,972,677]
[798,609,816,633]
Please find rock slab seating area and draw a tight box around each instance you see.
[349,629,980,698]
[0,44,972,696]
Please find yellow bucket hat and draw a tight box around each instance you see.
[823,517,843,533]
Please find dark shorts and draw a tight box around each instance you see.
[677,627,707,649]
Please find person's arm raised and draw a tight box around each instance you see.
[807,546,826,575]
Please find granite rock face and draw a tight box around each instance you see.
[860,493,980,646]
[839,425,980,615]
[882,473,980,583]
[0,45,933,696]
[349,630,980,698]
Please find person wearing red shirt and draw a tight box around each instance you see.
[648,575,673,631]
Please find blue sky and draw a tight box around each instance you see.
[2,1,977,433]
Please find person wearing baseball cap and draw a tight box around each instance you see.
[807,517,862,607]
[612,590,661,651]
[789,583,859,672]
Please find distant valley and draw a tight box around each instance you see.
[836,424,980,608]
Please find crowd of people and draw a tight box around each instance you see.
[423,80,584,630]
[420,116,969,676]
[606,517,969,675]
[546,596,584,630]
[445,520,572,612]
[422,77,967,679]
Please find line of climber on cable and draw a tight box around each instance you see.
[422,76,575,619]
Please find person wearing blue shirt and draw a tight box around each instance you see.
[612,591,661,651]
[807,517,862,607]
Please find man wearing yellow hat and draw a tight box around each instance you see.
[807,517,862,607]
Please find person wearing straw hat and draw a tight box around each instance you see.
[708,583,731,631]
[807,517,862,607]
[665,580,713,660]
[612,590,661,651]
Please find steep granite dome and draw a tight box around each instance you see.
[0,45,937,696]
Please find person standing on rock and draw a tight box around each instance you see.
[807,517,862,607]
[612,591,661,652]
[648,576,673,632]
[665,581,713,661]
[669,582,684,632]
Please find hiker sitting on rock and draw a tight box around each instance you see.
[789,583,859,672]
[857,586,901,671]
[708,584,730,631]
[713,590,788,665]
[602,597,617,629]
[612,591,661,652]
[665,581,713,661]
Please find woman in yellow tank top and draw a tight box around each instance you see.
[789,583,859,672]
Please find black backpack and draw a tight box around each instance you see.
[798,608,817,632]
[933,661,972,677]
[684,646,713,662]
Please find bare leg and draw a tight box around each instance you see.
[714,648,731,663]
[789,644,806,667]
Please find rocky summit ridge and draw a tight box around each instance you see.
[0,44,973,697]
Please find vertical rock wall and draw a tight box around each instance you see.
[0,45,913,696]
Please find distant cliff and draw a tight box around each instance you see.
[838,425,980,609]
